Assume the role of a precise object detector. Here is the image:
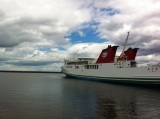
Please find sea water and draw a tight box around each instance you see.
[0,72,160,119]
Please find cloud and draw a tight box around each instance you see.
[0,0,160,71]
[0,0,94,71]
[0,44,66,71]
[0,0,92,48]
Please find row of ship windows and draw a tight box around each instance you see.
[148,68,158,71]
[66,65,99,69]
[66,66,72,68]
[67,61,88,65]
[84,65,99,69]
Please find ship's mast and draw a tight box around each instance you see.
[72,50,79,59]
[120,31,130,58]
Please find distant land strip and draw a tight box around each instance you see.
[0,70,62,73]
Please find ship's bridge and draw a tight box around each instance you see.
[77,58,95,61]
[65,58,96,65]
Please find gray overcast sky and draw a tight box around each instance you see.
[0,0,160,71]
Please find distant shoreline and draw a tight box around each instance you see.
[0,70,62,73]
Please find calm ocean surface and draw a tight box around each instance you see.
[0,72,160,119]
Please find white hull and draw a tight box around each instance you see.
[61,63,160,85]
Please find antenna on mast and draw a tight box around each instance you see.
[120,31,130,58]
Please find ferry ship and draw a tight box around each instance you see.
[61,32,160,86]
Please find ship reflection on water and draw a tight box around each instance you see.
[95,94,138,119]
[94,87,160,119]
[96,96,117,118]
[61,78,160,119]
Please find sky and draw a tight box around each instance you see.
[0,0,160,71]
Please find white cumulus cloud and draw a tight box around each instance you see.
[0,0,159,71]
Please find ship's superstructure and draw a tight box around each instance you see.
[61,32,160,86]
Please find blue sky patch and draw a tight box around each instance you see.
[100,8,120,16]
[66,28,106,44]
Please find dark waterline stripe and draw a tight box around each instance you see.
[65,73,160,86]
